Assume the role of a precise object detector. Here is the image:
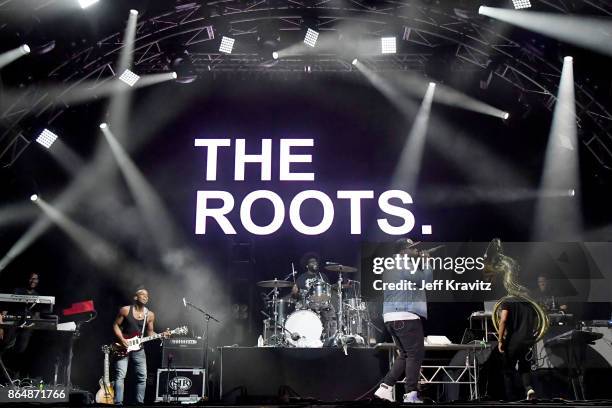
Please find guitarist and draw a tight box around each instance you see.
[112,288,168,404]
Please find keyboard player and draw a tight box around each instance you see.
[0,272,43,375]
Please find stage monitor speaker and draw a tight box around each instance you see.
[219,346,388,402]
[162,338,204,368]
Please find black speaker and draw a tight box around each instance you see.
[162,338,204,368]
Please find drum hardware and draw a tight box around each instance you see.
[324,263,358,354]
[257,279,291,344]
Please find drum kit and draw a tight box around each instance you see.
[257,263,371,349]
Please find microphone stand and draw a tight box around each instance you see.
[183,299,220,400]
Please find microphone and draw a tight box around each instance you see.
[182,297,187,308]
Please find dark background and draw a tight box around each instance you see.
[0,0,611,401]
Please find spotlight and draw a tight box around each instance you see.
[119,69,140,86]
[272,51,279,60]
[30,194,38,202]
[21,44,31,55]
[568,189,575,197]
[564,56,573,63]
[78,0,99,9]
[36,129,58,149]
[304,28,319,47]
[130,9,138,15]
[429,82,436,88]
[219,36,235,54]
[503,112,510,120]
[511,0,532,9]
[171,55,197,84]
[99,123,108,129]
[381,37,397,54]
[171,72,178,79]
[351,58,358,65]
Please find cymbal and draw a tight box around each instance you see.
[324,264,357,273]
[256,279,294,288]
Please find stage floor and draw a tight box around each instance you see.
[7,399,612,407]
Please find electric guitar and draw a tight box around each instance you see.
[111,326,188,357]
[95,345,115,404]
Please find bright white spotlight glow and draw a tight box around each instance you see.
[130,9,138,15]
[78,0,99,9]
[99,123,108,129]
[171,71,178,79]
[219,36,235,54]
[119,69,140,86]
[36,129,58,149]
[429,82,436,88]
[21,44,31,55]
[272,51,279,60]
[381,37,397,54]
[512,0,532,9]
[351,58,358,66]
[304,28,319,47]
[503,112,510,120]
[30,194,38,202]
[564,56,573,63]
[568,189,575,197]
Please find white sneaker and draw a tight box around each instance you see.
[526,388,536,400]
[403,391,423,404]
[374,383,395,402]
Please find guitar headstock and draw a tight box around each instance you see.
[172,326,188,336]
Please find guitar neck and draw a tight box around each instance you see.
[103,352,110,385]
[140,332,164,344]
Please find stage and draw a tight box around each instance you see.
[1,0,612,406]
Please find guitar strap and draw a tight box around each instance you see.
[140,307,149,338]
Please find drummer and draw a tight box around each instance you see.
[291,252,330,298]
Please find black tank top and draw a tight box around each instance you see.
[121,306,146,337]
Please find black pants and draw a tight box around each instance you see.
[382,319,424,392]
[502,341,533,400]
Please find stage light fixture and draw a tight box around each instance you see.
[381,37,397,54]
[171,72,178,79]
[130,9,138,15]
[503,112,510,120]
[568,189,575,197]
[36,129,58,149]
[304,28,319,47]
[512,0,531,9]
[78,0,99,9]
[99,123,108,129]
[21,44,31,55]
[119,69,140,86]
[351,58,358,65]
[30,194,38,202]
[219,36,235,54]
[272,51,279,60]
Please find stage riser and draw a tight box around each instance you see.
[219,347,388,402]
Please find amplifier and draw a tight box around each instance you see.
[162,337,204,368]
[155,368,205,403]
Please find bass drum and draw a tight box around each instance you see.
[284,310,323,348]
